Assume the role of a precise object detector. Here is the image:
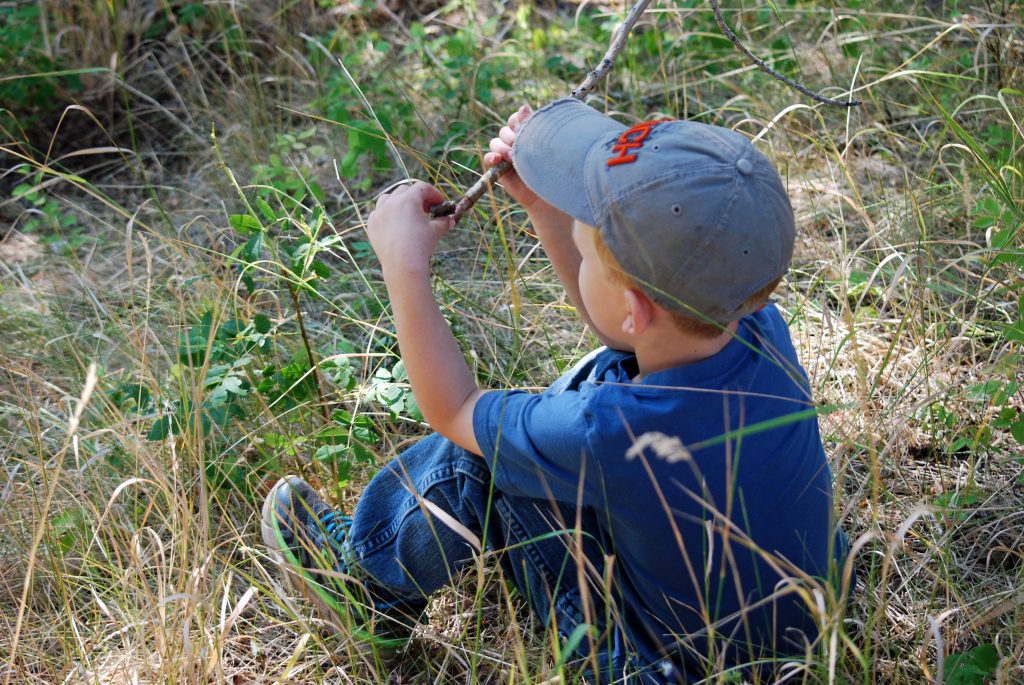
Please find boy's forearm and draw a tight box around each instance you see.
[381,264,483,455]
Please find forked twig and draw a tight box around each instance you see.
[430,0,860,221]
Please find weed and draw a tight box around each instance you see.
[9,164,81,241]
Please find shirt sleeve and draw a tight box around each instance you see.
[473,388,602,505]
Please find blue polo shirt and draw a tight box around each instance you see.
[473,305,843,679]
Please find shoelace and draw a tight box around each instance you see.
[318,508,405,616]
[320,510,352,548]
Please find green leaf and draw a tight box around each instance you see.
[350,443,375,464]
[945,643,998,685]
[221,375,246,395]
[324,357,355,390]
[976,197,1000,217]
[206,403,245,428]
[315,426,350,445]
[12,183,36,200]
[240,232,264,263]
[310,259,331,279]
[178,3,207,25]
[340,148,359,178]
[335,460,352,483]
[229,213,262,236]
[255,197,276,223]
[178,312,216,366]
[1010,419,1024,444]
[253,313,271,334]
[404,392,423,422]
[315,443,351,463]
[52,507,87,555]
[218,318,246,340]
[379,383,403,405]
[392,360,408,382]
[109,382,151,412]
[1003,315,1024,342]
[948,436,974,454]
[147,415,175,441]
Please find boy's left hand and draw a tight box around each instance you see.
[367,181,455,273]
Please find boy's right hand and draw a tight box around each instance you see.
[484,104,553,215]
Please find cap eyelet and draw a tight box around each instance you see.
[671,205,682,215]
[652,144,661,152]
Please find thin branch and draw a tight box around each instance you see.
[429,0,655,220]
[708,0,860,108]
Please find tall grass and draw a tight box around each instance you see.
[1,1,1021,683]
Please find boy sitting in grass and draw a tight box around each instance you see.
[262,98,847,683]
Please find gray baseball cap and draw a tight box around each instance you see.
[511,98,795,325]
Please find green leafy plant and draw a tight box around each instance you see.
[932,486,985,524]
[366,359,422,422]
[311,32,412,188]
[135,309,384,494]
[11,164,80,236]
[144,312,267,442]
[312,409,379,484]
[250,126,326,210]
[944,643,999,685]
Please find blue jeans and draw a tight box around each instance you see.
[344,432,648,682]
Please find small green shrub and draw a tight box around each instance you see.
[0,3,82,123]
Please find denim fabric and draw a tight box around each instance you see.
[344,431,655,682]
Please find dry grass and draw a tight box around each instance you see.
[2,1,1022,683]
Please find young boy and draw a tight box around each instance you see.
[262,98,846,683]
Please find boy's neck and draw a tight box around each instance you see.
[631,320,739,381]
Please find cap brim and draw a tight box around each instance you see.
[511,98,625,227]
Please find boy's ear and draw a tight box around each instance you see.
[623,288,654,335]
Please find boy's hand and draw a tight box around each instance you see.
[484,104,554,215]
[367,181,455,273]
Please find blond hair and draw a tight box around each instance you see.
[591,231,781,339]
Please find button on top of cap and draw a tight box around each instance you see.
[736,158,754,175]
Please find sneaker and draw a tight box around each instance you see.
[261,476,414,656]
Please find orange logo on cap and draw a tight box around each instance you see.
[607,119,673,167]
